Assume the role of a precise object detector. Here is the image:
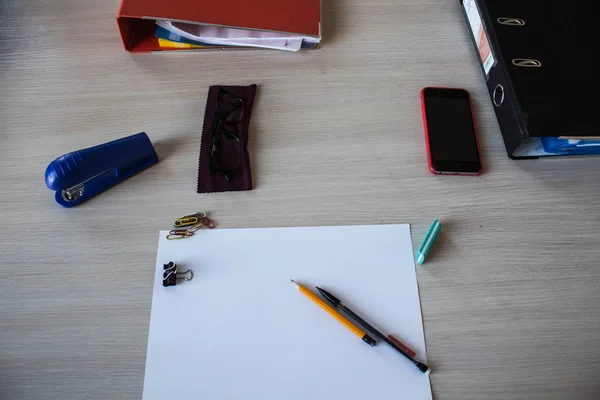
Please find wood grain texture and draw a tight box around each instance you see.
[1,0,600,399]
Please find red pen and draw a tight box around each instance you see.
[387,334,417,358]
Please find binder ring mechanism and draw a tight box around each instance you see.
[497,18,526,26]
[512,59,542,68]
[493,85,504,107]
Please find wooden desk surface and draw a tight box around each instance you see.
[2,1,600,399]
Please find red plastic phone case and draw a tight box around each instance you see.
[420,87,483,176]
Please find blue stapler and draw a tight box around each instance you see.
[45,132,159,207]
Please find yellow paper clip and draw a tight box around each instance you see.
[167,212,215,240]
[174,212,207,228]
[174,216,199,227]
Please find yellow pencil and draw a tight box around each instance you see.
[291,280,376,346]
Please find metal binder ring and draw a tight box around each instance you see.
[512,59,542,68]
[497,18,526,26]
[493,85,504,107]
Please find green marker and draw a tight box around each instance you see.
[416,219,441,265]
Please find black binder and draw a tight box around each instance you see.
[460,0,600,159]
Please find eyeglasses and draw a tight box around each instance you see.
[209,89,245,181]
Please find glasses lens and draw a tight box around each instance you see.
[212,128,241,171]
[217,92,244,124]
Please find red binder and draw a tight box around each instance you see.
[117,0,322,52]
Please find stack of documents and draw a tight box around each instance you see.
[117,0,321,53]
[156,21,320,51]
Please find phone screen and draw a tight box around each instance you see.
[422,88,481,174]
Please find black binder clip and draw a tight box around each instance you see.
[163,262,194,287]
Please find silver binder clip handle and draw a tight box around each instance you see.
[512,59,542,68]
[497,18,526,26]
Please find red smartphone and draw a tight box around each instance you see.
[421,87,483,175]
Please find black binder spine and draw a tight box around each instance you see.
[460,0,536,159]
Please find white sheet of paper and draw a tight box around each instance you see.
[143,225,432,400]
[170,21,320,43]
[156,21,305,51]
